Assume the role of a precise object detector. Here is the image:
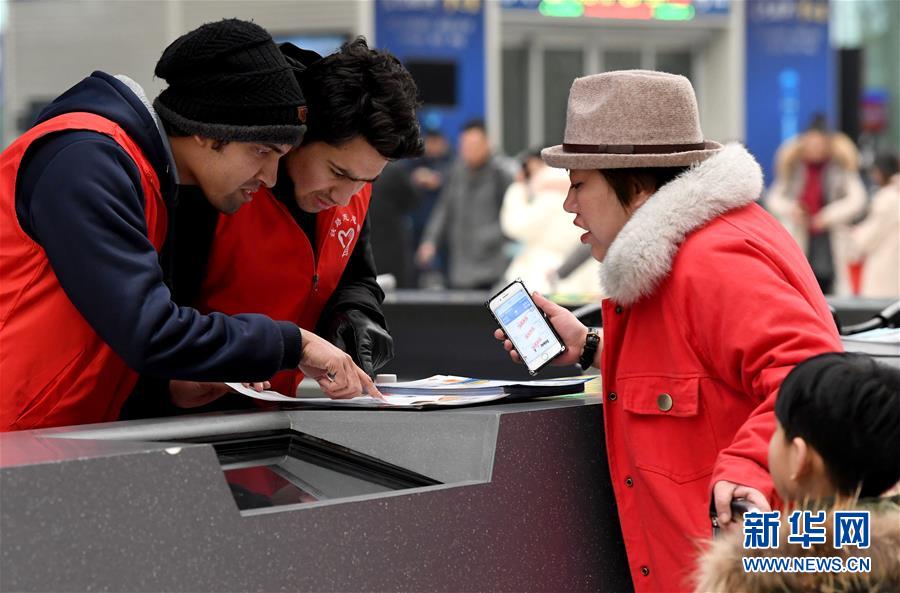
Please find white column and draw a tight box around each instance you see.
[527,38,544,149]
[585,35,600,76]
[3,0,17,146]
[485,0,502,144]
[729,0,746,142]
[357,0,376,43]
[164,0,184,47]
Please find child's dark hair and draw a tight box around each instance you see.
[299,37,424,159]
[775,352,900,498]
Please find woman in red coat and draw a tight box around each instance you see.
[495,71,842,592]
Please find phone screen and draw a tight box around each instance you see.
[488,281,566,374]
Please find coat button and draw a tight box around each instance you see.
[608,392,617,402]
[615,305,623,314]
[625,476,634,487]
[657,393,673,412]
[641,566,650,577]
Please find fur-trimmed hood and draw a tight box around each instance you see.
[695,499,900,593]
[600,143,764,305]
[775,131,860,180]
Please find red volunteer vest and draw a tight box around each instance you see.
[0,113,167,431]
[196,184,371,395]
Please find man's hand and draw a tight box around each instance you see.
[169,380,270,408]
[416,242,437,268]
[299,329,383,400]
[411,167,441,191]
[792,204,809,229]
[713,480,771,534]
[493,292,592,368]
[324,310,393,377]
[810,212,827,234]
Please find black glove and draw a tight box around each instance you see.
[324,310,394,377]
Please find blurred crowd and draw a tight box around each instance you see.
[369,119,600,294]
[370,113,899,299]
[767,114,899,298]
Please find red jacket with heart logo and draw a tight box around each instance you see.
[195,184,371,396]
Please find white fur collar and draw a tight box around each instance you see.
[600,143,764,305]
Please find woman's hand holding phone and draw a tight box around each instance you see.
[493,291,594,368]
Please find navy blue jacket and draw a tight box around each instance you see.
[14,71,301,381]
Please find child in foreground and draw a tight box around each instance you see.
[696,352,900,592]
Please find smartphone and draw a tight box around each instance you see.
[487,280,567,375]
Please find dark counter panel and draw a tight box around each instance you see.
[0,399,632,593]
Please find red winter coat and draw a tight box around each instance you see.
[595,144,842,592]
[195,184,371,396]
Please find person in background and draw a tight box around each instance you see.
[409,129,454,287]
[846,150,900,298]
[369,161,421,289]
[500,149,599,294]
[494,71,842,592]
[695,352,900,593]
[124,38,422,415]
[767,114,866,295]
[417,120,513,290]
[0,19,370,432]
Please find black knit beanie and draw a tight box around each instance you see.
[153,19,306,145]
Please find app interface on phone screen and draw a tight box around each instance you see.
[494,287,561,369]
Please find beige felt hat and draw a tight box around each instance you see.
[542,70,723,169]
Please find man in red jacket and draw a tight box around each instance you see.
[123,38,423,415]
[1,20,378,432]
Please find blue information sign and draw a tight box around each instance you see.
[745,0,833,185]
[375,0,485,144]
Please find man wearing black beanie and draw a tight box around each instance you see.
[0,19,380,432]
[123,38,424,416]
